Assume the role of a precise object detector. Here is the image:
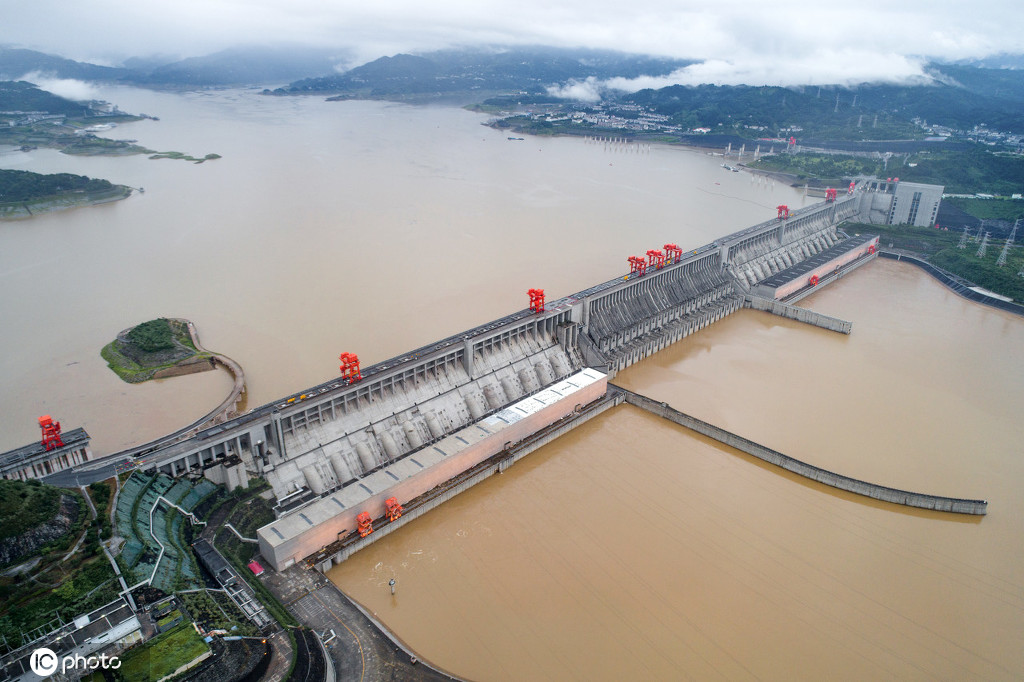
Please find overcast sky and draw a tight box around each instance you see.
[2,0,1022,86]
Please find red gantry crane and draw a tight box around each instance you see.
[39,415,64,451]
[646,249,665,270]
[339,353,362,383]
[628,256,646,276]
[528,288,545,313]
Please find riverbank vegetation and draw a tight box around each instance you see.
[149,151,222,163]
[751,147,1024,196]
[0,169,132,219]
[101,318,215,383]
[847,222,1024,300]
[0,479,122,652]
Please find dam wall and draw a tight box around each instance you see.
[66,189,882,568]
[722,193,861,289]
[311,385,623,571]
[580,250,743,374]
[259,369,609,571]
[618,387,988,515]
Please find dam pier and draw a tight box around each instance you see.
[9,181,987,580]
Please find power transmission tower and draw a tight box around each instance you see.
[996,220,1018,266]
[976,232,990,258]
[957,227,969,249]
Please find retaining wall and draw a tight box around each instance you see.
[744,296,852,334]
[617,387,987,515]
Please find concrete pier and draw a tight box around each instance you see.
[744,295,853,334]
[616,386,988,515]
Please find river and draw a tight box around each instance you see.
[0,87,797,453]
[5,88,1020,680]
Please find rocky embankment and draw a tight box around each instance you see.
[0,494,80,567]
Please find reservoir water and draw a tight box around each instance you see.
[328,260,1024,681]
[0,87,798,453]
[3,88,1021,679]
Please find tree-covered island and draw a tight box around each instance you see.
[101,318,218,384]
[0,169,132,219]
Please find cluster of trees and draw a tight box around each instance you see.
[753,153,884,180]
[894,148,1024,195]
[126,318,175,353]
[751,146,1024,196]
[0,169,113,203]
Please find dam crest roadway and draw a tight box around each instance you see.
[39,182,986,576]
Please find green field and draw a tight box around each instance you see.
[113,622,209,681]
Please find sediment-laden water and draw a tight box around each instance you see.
[0,87,796,453]
[328,260,1024,681]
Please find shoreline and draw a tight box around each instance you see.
[0,185,134,220]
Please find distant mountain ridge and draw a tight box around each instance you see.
[272,47,694,96]
[621,70,1024,136]
[0,47,125,82]
[0,45,346,86]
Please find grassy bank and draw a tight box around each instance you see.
[113,621,209,681]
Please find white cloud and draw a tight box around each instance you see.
[17,73,101,101]
[547,77,604,102]
[2,0,1023,86]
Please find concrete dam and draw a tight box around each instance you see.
[67,186,980,574]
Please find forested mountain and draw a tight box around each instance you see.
[0,47,124,81]
[0,45,344,86]
[0,80,92,116]
[620,69,1024,137]
[273,47,693,96]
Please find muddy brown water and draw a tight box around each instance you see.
[0,88,797,453]
[328,260,1024,681]
[4,89,1020,679]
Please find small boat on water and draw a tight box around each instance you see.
[507,137,524,141]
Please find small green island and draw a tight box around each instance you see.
[101,317,218,384]
[0,168,133,219]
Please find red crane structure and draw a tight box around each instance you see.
[528,288,545,313]
[385,496,403,522]
[646,249,665,270]
[38,415,64,451]
[663,243,682,263]
[777,205,790,220]
[339,353,362,383]
[357,511,373,537]
[628,256,647,276]
[825,188,837,202]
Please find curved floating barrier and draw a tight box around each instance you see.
[615,386,987,515]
